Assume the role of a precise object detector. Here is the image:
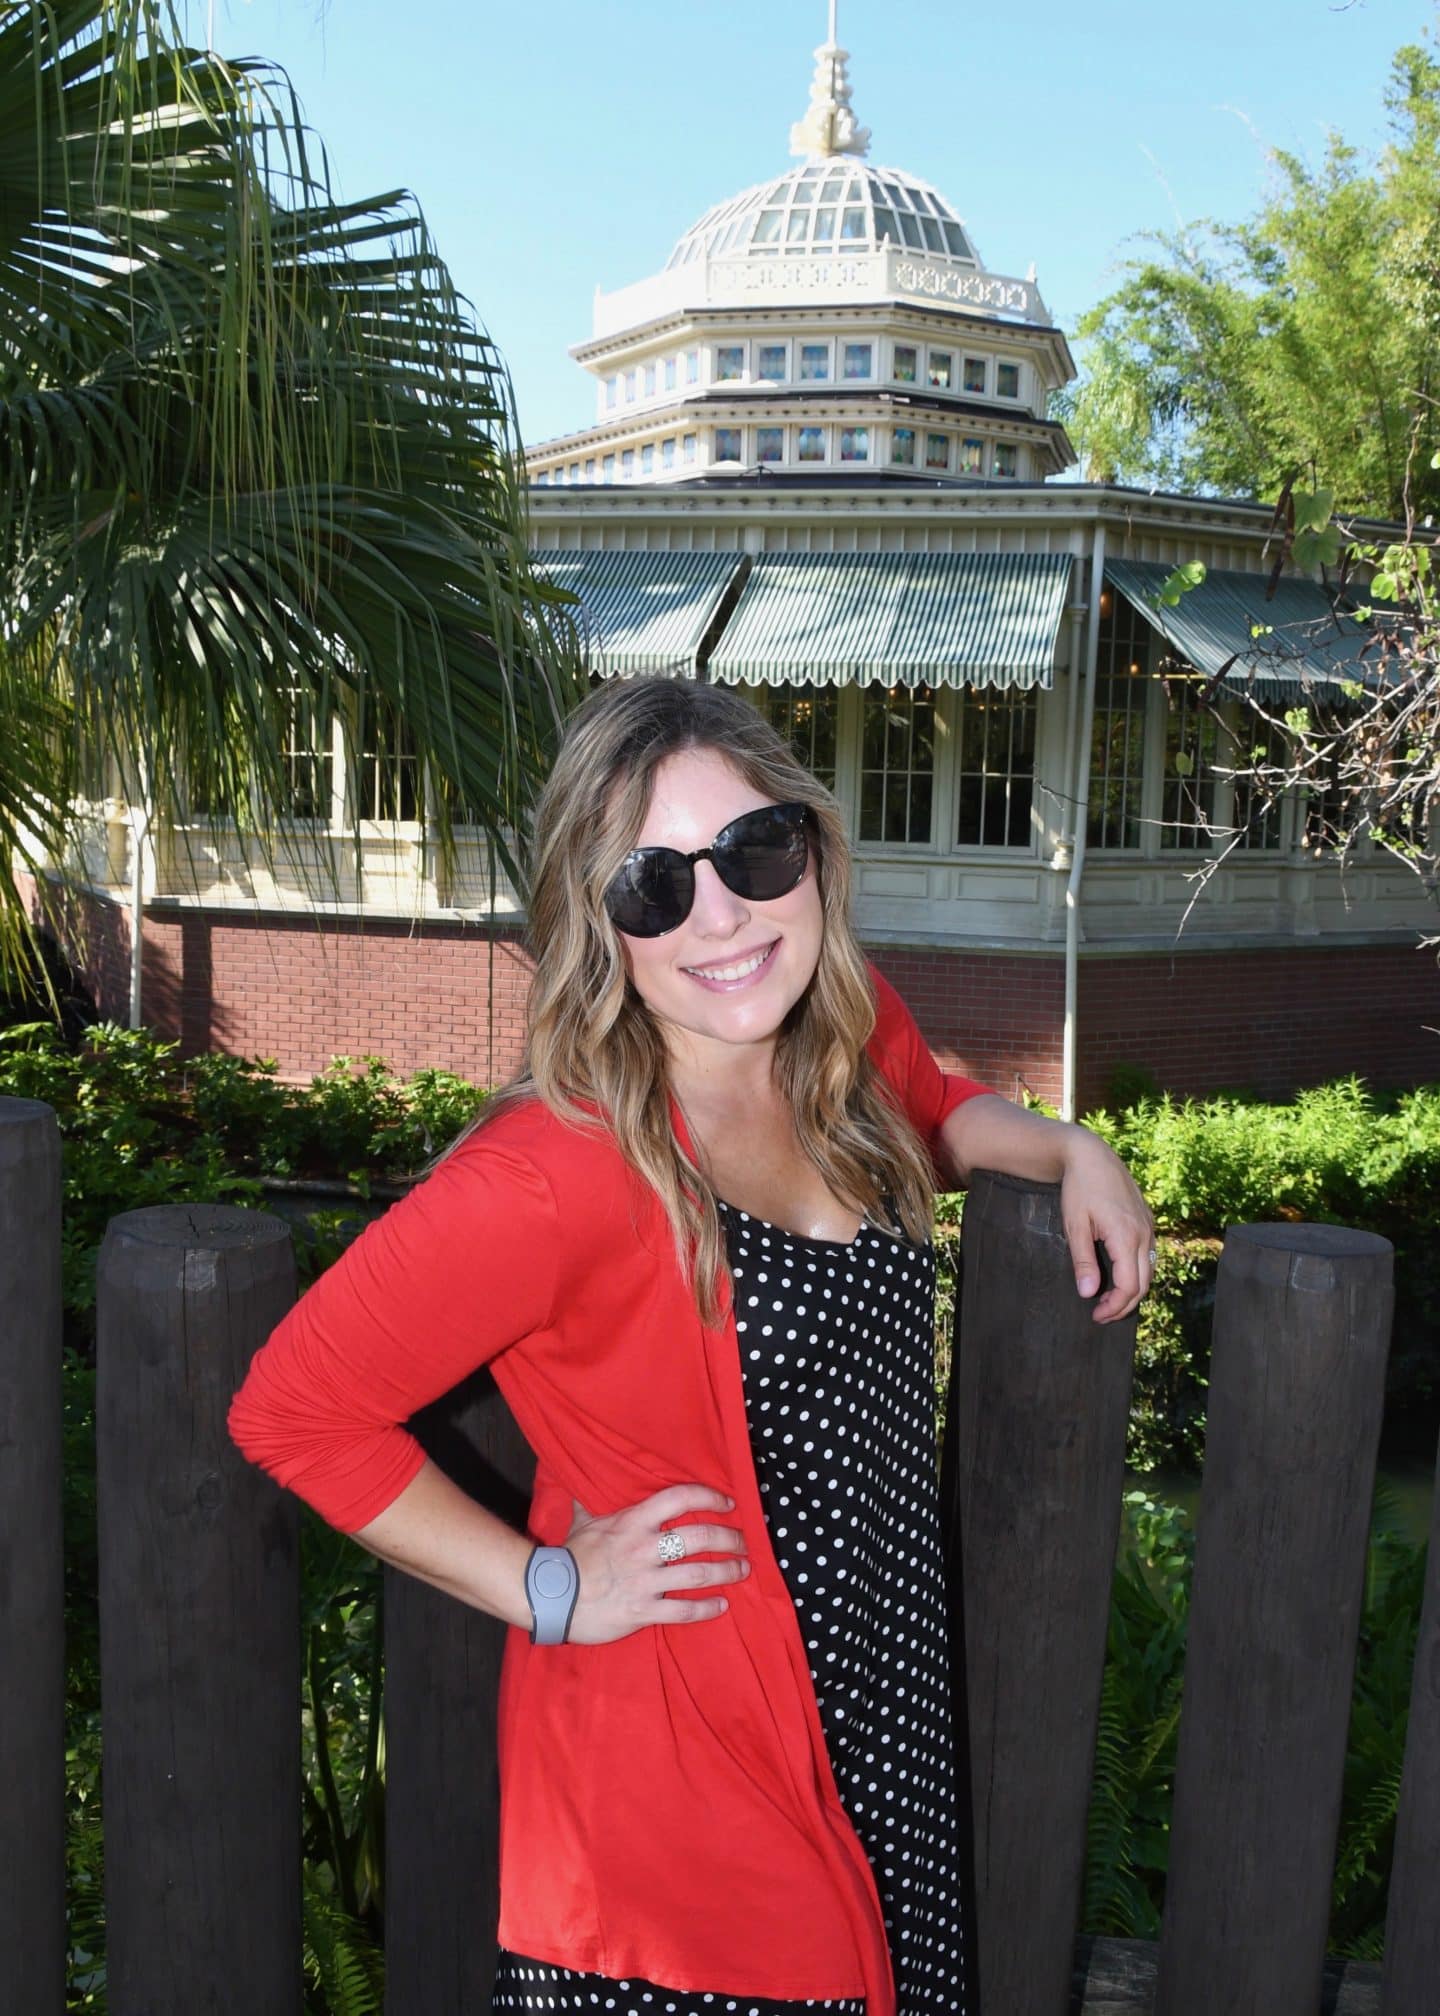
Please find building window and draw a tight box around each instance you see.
[603,453,616,481]
[644,363,657,397]
[715,344,745,383]
[664,357,677,391]
[797,426,827,462]
[279,684,330,820]
[925,432,950,471]
[584,458,596,479]
[955,691,1037,846]
[959,438,984,475]
[761,683,838,792]
[605,376,618,409]
[714,427,742,462]
[993,443,1018,477]
[683,433,697,463]
[1230,714,1287,851]
[997,361,1020,398]
[840,426,870,462]
[661,437,676,470]
[756,426,784,464]
[686,349,700,383]
[758,342,787,381]
[843,341,873,380]
[1087,599,1150,848]
[1160,678,1224,850]
[962,357,986,394]
[892,426,916,466]
[893,343,918,384]
[860,684,935,843]
[928,350,953,389]
[535,470,549,486]
[569,463,580,482]
[622,448,635,476]
[624,370,637,402]
[641,443,655,475]
[358,694,420,822]
[799,343,830,382]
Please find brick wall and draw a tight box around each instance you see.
[51,888,1440,1109]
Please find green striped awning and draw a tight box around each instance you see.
[533,549,743,677]
[706,551,1074,689]
[1106,561,1379,692]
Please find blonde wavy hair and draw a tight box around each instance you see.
[458,675,938,1326]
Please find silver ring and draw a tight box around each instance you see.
[657,1530,686,1565]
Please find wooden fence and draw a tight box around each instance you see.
[2,1092,1438,2015]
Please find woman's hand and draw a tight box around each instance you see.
[1059,1127,1156,1324]
[562,1483,750,1644]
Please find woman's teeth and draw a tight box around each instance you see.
[684,943,774,982]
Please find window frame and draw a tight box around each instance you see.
[996,360,1021,400]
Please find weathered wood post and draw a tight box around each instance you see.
[0,1098,65,2016]
[97,1203,300,2016]
[1382,1423,1440,2015]
[1155,1223,1393,2016]
[384,1369,537,2016]
[947,1169,1137,2016]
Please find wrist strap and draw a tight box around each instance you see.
[525,1544,580,1645]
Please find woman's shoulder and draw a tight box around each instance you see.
[439,1088,646,1221]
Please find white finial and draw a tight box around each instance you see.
[790,3,870,160]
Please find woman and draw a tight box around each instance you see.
[228,676,1153,2016]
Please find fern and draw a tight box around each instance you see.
[303,1865,385,2016]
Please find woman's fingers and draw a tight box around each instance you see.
[658,1556,751,1592]
[642,1481,735,1527]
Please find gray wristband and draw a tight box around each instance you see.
[524,1544,580,1645]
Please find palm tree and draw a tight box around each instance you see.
[1,0,585,1000]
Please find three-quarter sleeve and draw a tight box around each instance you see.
[226,1130,559,1533]
[865,964,993,1166]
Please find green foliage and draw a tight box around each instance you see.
[1084,1493,1429,1961]
[1055,22,1440,517]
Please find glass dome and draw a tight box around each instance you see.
[665,162,982,270]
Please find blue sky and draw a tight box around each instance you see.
[220,0,1429,448]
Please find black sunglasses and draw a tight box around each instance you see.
[603,801,815,939]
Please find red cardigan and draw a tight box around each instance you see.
[227,968,988,2012]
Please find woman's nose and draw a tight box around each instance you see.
[687,857,750,934]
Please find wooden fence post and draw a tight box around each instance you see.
[96,1202,300,2016]
[1381,1422,1440,2015]
[948,1169,1137,2016]
[384,1366,536,2016]
[0,1098,65,2016]
[1155,1223,1393,2016]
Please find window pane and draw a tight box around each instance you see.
[358,694,420,822]
[859,685,935,844]
[760,682,838,791]
[963,357,986,393]
[800,343,830,381]
[644,364,656,396]
[624,370,637,401]
[920,217,945,254]
[753,209,783,243]
[664,357,677,390]
[928,351,952,389]
[843,341,873,380]
[641,443,654,474]
[661,439,675,469]
[959,438,983,474]
[714,428,742,462]
[584,458,596,478]
[621,449,635,475]
[893,344,918,383]
[1087,599,1151,848]
[815,206,837,239]
[993,444,1018,477]
[925,432,949,470]
[942,221,969,257]
[955,691,1037,847]
[716,345,745,382]
[997,362,1020,397]
[797,426,826,462]
[605,376,618,407]
[841,207,866,240]
[686,350,700,382]
[683,434,697,462]
[758,343,787,380]
[892,426,915,466]
[786,209,809,244]
[603,453,615,480]
[840,426,870,462]
[756,426,784,464]
[1161,678,1223,850]
[873,207,899,245]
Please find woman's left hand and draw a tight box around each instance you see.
[1059,1128,1156,1323]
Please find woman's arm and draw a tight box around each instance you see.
[937,1095,1155,1324]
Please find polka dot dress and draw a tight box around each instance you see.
[492,1202,970,2016]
